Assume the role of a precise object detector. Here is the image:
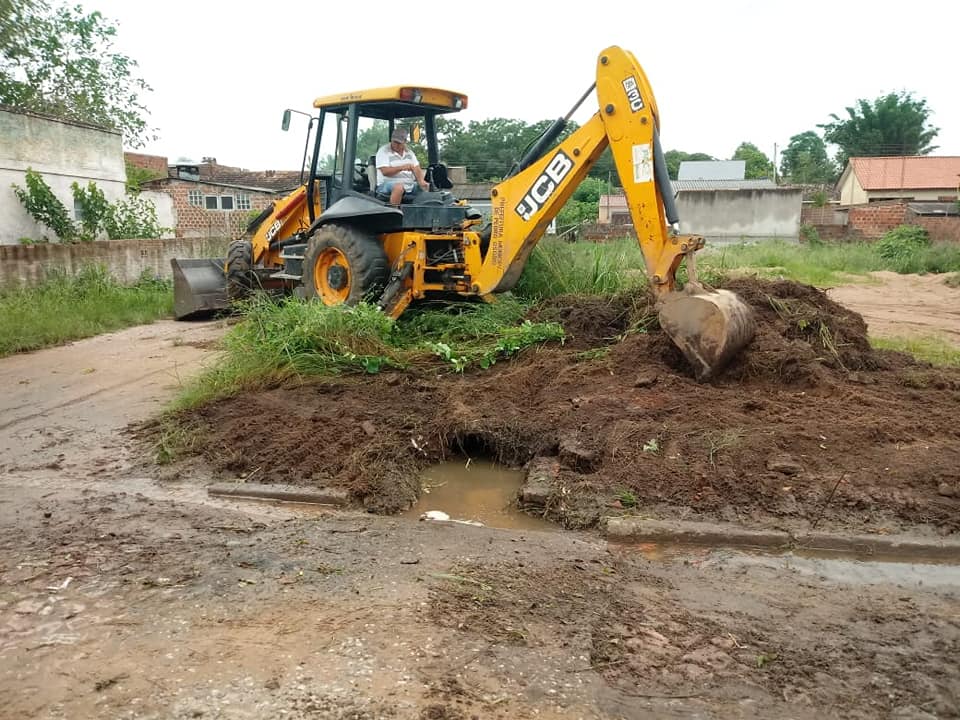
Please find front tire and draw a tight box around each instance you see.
[225,238,255,302]
[301,224,388,306]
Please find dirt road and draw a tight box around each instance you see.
[1,300,959,719]
[827,271,960,347]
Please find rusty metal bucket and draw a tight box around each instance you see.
[171,257,229,320]
[658,282,756,381]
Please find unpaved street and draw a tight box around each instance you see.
[827,271,960,347]
[1,295,959,719]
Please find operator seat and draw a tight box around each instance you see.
[368,155,422,205]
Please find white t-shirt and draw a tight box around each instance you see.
[375,142,420,190]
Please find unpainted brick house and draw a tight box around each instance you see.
[129,154,302,239]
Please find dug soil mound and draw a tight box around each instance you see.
[162,278,960,536]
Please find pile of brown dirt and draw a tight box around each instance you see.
[161,278,960,536]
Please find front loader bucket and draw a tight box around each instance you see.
[171,258,228,320]
[658,286,756,381]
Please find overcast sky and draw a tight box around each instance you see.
[80,0,959,173]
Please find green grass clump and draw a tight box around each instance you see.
[173,294,564,409]
[870,336,960,368]
[515,237,647,299]
[0,264,172,357]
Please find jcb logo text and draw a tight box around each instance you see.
[515,151,574,222]
[622,76,644,112]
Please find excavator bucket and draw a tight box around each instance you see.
[658,285,756,381]
[171,257,229,320]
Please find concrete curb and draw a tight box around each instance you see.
[603,516,960,561]
[208,482,350,506]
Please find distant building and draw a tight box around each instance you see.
[135,156,302,239]
[1,106,127,244]
[599,158,797,240]
[677,160,746,181]
[836,156,960,206]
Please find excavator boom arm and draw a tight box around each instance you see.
[477,45,696,296]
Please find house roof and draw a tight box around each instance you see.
[672,179,777,191]
[908,202,959,216]
[195,162,303,192]
[678,160,745,181]
[849,156,960,190]
[142,176,291,194]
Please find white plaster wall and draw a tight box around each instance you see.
[140,190,177,239]
[1,109,127,244]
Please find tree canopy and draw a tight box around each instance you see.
[731,142,774,180]
[779,131,836,184]
[819,91,939,169]
[436,116,617,184]
[0,0,153,147]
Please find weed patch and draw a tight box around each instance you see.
[172,294,564,409]
[0,265,172,356]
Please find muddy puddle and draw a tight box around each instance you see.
[619,542,960,589]
[400,458,555,531]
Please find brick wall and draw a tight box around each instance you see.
[157,180,276,238]
[124,152,168,174]
[846,201,909,240]
[801,206,832,225]
[905,211,960,243]
[0,237,230,289]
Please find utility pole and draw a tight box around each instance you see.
[773,143,778,184]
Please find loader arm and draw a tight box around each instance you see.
[476,45,695,297]
[248,184,321,268]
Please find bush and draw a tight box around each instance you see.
[799,223,822,245]
[876,225,930,262]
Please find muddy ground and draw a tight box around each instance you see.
[161,276,960,539]
[1,277,959,719]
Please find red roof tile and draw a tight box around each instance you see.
[851,156,960,191]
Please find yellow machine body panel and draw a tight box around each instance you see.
[313,86,468,113]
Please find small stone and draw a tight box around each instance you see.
[634,373,659,388]
[360,420,376,437]
[559,433,596,470]
[520,457,559,506]
[937,482,956,498]
[767,455,803,476]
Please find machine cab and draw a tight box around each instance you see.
[283,86,470,227]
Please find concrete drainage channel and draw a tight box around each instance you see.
[207,463,960,579]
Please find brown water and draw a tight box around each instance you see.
[401,458,556,531]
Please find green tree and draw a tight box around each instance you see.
[732,142,774,179]
[663,150,716,180]
[819,91,939,168]
[779,131,836,184]
[0,0,153,147]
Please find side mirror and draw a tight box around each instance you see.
[281,109,291,132]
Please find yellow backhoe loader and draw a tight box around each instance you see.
[171,45,755,379]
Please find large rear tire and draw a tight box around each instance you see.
[302,225,388,306]
[225,238,255,302]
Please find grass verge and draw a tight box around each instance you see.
[0,265,173,357]
[700,240,960,287]
[870,336,960,368]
